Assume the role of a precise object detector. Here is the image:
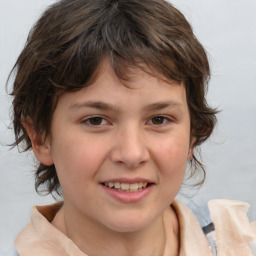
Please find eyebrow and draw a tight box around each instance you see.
[69,100,183,112]
[143,101,183,111]
[69,101,119,112]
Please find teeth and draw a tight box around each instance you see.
[114,182,120,189]
[120,183,129,191]
[105,182,114,188]
[104,182,148,191]
[130,183,139,191]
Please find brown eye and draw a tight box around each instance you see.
[82,116,109,126]
[151,116,165,124]
[147,115,172,127]
[89,117,103,125]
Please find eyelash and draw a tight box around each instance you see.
[81,115,173,127]
[146,115,173,126]
[81,116,110,127]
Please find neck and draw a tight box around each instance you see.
[52,203,179,256]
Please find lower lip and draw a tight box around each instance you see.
[101,184,154,203]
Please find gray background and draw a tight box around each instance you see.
[1,0,256,251]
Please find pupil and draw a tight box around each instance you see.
[90,117,102,125]
[152,116,164,124]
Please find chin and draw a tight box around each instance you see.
[105,214,154,233]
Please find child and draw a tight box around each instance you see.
[9,0,256,255]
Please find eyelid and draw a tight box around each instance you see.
[146,115,174,126]
[81,115,111,126]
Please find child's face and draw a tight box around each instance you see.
[40,60,193,233]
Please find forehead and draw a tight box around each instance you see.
[85,59,184,93]
[54,60,188,116]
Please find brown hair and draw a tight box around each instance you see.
[9,0,217,196]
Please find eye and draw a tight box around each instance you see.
[147,115,171,126]
[81,116,110,126]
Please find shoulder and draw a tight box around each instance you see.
[14,202,66,256]
[174,198,256,255]
[208,199,255,237]
[192,199,256,256]
[208,199,256,255]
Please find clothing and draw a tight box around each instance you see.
[14,199,256,256]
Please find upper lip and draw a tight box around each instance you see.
[100,178,154,184]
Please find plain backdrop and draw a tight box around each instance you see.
[0,0,256,251]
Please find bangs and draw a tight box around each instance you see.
[40,0,194,93]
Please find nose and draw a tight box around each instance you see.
[110,126,150,169]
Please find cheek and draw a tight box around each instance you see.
[50,133,109,186]
[158,139,189,195]
[153,134,190,171]
[153,133,190,193]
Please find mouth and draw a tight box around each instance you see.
[101,182,153,192]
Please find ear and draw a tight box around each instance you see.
[187,137,196,160]
[23,119,54,166]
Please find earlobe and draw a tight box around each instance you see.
[22,120,54,166]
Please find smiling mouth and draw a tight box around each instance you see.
[102,182,152,192]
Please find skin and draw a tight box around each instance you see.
[26,60,194,256]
